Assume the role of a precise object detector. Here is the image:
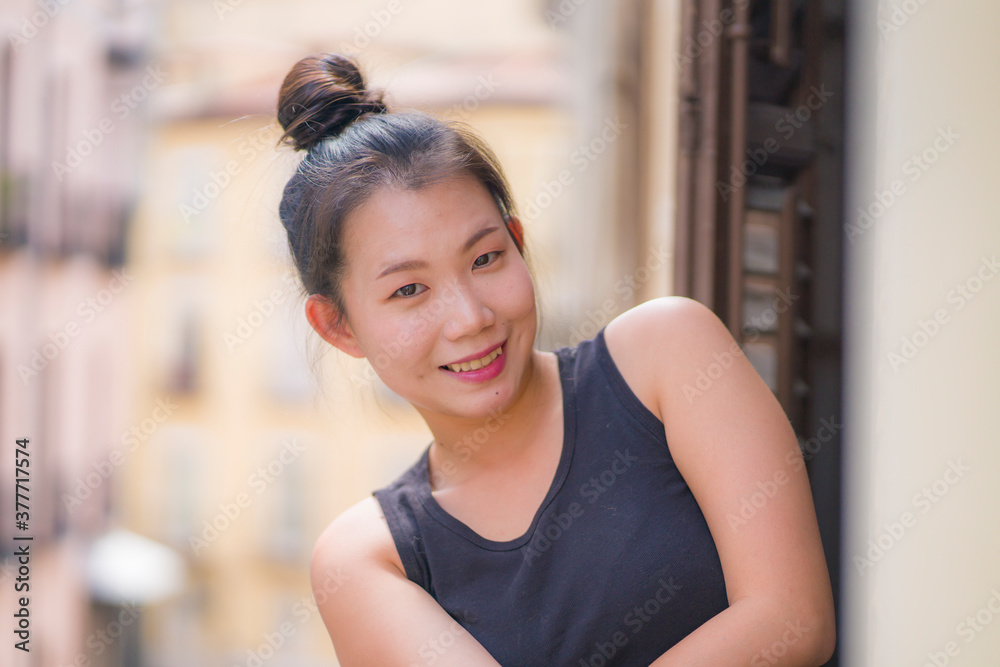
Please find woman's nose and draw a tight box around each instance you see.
[440,281,495,341]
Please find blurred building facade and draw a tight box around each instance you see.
[0,1,162,666]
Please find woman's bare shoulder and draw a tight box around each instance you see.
[602,296,732,422]
[309,498,504,665]
[311,495,405,583]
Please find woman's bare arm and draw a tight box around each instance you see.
[605,297,836,666]
[310,496,502,667]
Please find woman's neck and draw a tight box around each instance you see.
[419,348,560,491]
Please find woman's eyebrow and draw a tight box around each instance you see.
[462,225,501,252]
[375,226,502,279]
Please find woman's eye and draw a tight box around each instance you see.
[474,250,503,268]
[393,283,426,298]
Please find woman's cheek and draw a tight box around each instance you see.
[374,325,417,367]
[502,266,536,318]
[384,311,439,365]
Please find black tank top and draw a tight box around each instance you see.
[372,326,729,666]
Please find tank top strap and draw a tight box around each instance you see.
[372,449,434,593]
[592,326,669,442]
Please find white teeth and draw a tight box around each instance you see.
[446,345,503,373]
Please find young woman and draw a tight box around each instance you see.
[276,53,835,666]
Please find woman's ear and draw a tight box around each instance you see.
[505,215,524,254]
[305,294,365,359]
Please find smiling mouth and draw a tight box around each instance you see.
[440,344,504,372]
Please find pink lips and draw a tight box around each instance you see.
[439,341,506,383]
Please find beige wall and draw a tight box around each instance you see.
[844,1,1000,663]
[639,0,682,301]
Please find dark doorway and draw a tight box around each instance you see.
[673,2,845,664]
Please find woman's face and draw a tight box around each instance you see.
[333,174,537,421]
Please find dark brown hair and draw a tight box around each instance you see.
[276,53,530,330]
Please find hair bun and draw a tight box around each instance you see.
[277,53,388,152]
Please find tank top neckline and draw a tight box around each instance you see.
[412,331,591,551]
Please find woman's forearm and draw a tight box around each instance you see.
[647,596,835,667]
